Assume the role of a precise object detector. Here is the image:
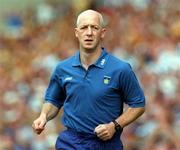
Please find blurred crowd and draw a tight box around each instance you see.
[0,0,180,150]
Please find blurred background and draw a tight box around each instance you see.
[0,0,180,150]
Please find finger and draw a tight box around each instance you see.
[100,136,110,141]
[95,124,102,130]
[34,127,44,134]
[97,130,108,138]
[39,121,46,129]
[98,134,109,141]
[94,125,106,134]
[32,122,41,133]
[32,122,38,130]
[36,129,43,134]
[98,132,111,141]
[94,125,102,133]
[33,121,40,129]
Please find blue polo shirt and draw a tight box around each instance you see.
[45,48,145,134]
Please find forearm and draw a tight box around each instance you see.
[40,102,60,121]
[116,107,145,128]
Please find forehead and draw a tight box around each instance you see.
[77,13,101,27]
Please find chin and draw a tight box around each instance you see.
[83,45,95,50]
[84,47,96,51]
[80,43,98,51]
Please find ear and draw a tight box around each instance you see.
[100,28,106,39]
[74,28,78,38]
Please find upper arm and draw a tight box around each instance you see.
[45,66,66,108]
[119,64,145,108]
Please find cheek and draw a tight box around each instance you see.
[75,31,82,37]
[77,33,84,39]
[77,36,84,44]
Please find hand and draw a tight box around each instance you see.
[94,122,115,141]
[32,115,47,134]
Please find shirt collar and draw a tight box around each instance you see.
[72,47,109,69]
[72,51,81,67]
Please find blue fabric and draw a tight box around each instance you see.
[55,129,123,150]
[45,48,145,134]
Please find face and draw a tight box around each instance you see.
[75,13,106,52]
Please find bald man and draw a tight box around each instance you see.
[32,10,145,150]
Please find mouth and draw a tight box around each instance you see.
[84,39,93,42]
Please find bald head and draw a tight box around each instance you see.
[76,10,105,27]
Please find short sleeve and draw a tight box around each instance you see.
[45,66,65,108]
[119,64,145,107]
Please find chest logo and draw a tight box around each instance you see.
[103,76,111,84]
[65,77,73,81]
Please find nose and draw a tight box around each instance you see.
[87,26,93,35]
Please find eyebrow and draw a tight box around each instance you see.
[78,24,101,28]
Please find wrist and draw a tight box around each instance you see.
[112,120,123,132]
[109,122,116,133]
[40,113,47,121]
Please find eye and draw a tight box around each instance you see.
[93,26,100,30]
[79,26,88,30]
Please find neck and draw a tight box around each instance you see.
[80,47,102,70]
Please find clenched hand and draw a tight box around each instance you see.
[32,115,47,134]
[94,122,115,141]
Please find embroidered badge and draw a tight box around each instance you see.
[103,76,111,84]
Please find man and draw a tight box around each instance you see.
[32,9,145,150]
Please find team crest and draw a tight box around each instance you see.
[103,76,111,84]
